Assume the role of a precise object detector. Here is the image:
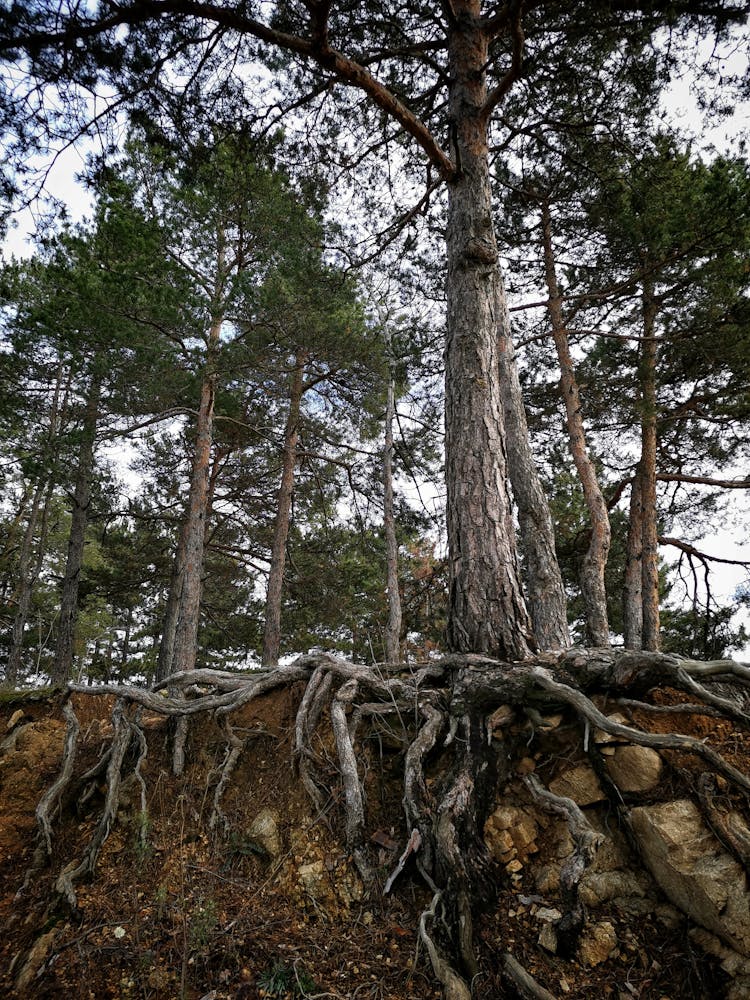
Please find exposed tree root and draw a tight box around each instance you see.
[524,772,603,957]
[23,647,750,997]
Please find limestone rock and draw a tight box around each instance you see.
[549,765,605,806]
[538,922,558,954]
[7,709,26,731]
[605,745,663,792]
[631,799,750,955]
[579,870,646,907]
[578,920,618,967]
[594,713,628,744]
[248,808,281,859]
[484,805,538,862]
[15,929,59,992]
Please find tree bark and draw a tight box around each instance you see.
[156,517,188,683]
[444,2,533,660]
[262,351,306,667]
[171,319,221,675]
[383,346,403,663]
[52,377,101,684]
[541,201,610,647]
[5,483,44,685]
[623,470,644,649]
[6,357,67,684]
[497,292,569,652]
[639,275,660,651]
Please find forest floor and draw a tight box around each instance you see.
[0,679,745,999]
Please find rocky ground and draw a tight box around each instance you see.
[0,678,749,999]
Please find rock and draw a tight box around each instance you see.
[579,870,646,907]
[538,922,558,954]
[489,705,514,729]
[484,806,538,862]
[605,745,663,792]
[15,929,59,992]
[549,765,605,806]
[535,864,561,895]
[247,808,281,859]
[594,713,628,744]
[631,799,750,955]
[7,709,26,731]
[535,906,562,923]
[578,920,618,967]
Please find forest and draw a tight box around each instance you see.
[1,2,750,999]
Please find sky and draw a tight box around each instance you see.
[2,26,749,653]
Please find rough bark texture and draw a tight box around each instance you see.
[172,318,221,675]
[624,471,644,649]
[541,202,610,647]
[383,353,403,663]
[497,295,570,651]
[262,351,306,668]
[52,378,100,685]
[639,277,660,651]
[444,1,532,660]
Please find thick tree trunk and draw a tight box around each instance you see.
[262,352,306,668]
[383,349,403,663]
[444,2,533,660]
[541,202,610,647]
[623,471,644,649]
[52,378,101,684]
[171,324,221,675]
[639,277,660,650]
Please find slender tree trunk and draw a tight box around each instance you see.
[262,351,306,667]
[171,321,221,675]
[156,517,189,683]
[541,202,611,647]
[120,605,132,676]
[497,299,569,651]
[52,378,101,684]
[5,358,67,683]
[5,483,44,685]
[383,347,403,663]
[640,276,660,650]
[444,3,533,660]
[623,471,644,649]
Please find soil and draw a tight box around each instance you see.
[0,682,747,999]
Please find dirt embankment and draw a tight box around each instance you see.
[0,683,747,999]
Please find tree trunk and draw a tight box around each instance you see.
[156,517,188,684]
[639,276,660,651]
[262,351,306,667]
[171,320,221,675]
[497,299,569,651]
[541,202,611,647]
[5,483,44,685]
[52,378,101,684]
[383,346,403,663]
[623,471,644,649]
[444,2,533,660]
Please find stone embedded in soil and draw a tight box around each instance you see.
[605,744,663,792]
[247,808,282,859]
[594,713,628,744]
[6,709,25,731]
[484,804,539,863]
[549,765,605,806]
[577,920,618,967]
[15,929,60,992]
[631,799,750,956]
